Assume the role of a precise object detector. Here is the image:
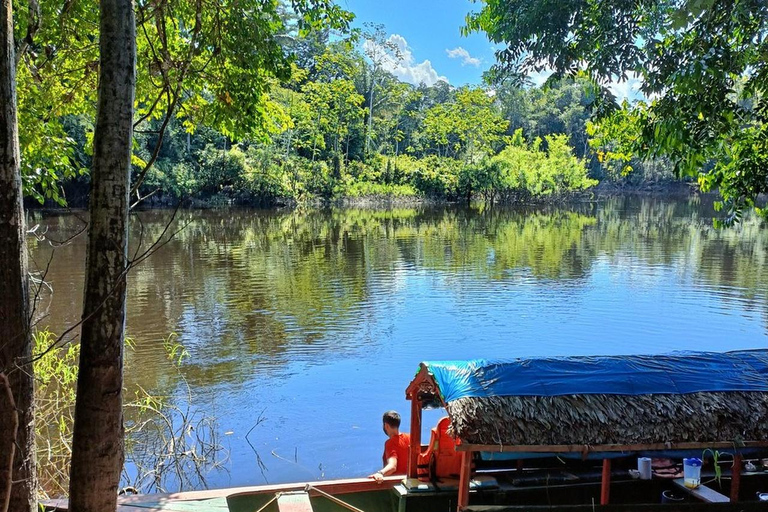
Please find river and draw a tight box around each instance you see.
[27,196,768,492]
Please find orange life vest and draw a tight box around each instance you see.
[416,416,462,481]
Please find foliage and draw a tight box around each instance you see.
[587,106,678,185]
[700,448,728,487]
[14,4,698,208]
[360,23,403,158]
[34,330,79,497]
[13,0,353,203]
[301,74,366,158]
[482,130,597,201]
[340,180,417,197]
[411,156,461,199]
[301,160,335,197]
[422,88,508,160]
[497,77,597,159]
[465,0,768,222]
[33,331,225,497]
[196,145,248,196]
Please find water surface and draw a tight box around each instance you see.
[28,197,768,489]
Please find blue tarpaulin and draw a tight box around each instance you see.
[421,349,768,403]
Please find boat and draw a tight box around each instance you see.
[226,349,768,511]
[44,349,768,512]
[400,349,768,511]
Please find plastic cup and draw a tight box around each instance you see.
[683,458,702,489]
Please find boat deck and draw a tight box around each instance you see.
[43,476,402,512]
[41,468,768,512]
[46,489,231,512]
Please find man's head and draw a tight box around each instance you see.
[382,410,401,437]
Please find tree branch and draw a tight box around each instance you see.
[14,0,40,66]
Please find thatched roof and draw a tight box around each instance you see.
[406,351,768,450]
[446,392,768,447]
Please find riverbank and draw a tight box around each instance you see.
[592,180,698,197]
[29,182,698,212]
[159,182,702,210]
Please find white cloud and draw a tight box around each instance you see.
[525,66,645,103]
[607,73,644,103]
[364,34,448,87]
[528,69,553,87]
[446,47,481,67]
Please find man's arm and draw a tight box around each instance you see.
[369,456,398,483]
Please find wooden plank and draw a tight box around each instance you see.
[305,486,365,512]
[116,506,173,512]
[457,441,768,453]
[121,498,229,512]
[115,476,402,505]
[277,492,313,512]
[474,499,768,512]
[672,478,729,503]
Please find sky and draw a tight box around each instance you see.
[340,0,497,87]
[339,0,643,101]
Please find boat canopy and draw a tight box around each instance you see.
[404,350,768,510]
[405,349,768,452]
[418,349,768,403]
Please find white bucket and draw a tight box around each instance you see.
[637,457,652,480]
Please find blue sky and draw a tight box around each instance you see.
[340,0,497,87]
[338,0,643,101]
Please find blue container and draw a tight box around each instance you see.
[661,490,686,504]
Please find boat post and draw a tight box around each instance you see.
[600,458,611,505]
[730,454,742,502]
[457,450,472,511]
[408,395,422,478]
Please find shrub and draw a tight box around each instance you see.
[302,160,335,197]
[342,180,418,197]
[411,156,461,199]
[487,130,597,201]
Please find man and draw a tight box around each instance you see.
[369,410,410,483]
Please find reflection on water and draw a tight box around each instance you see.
[28,197,768,488]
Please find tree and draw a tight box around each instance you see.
[0,1,36,512]
[14,0,353,206]
[14,0,97,206]
[0,375,17,512]
[67,1,135,512]
[466,0,768,222]
[302,77,365,163]
[64,2,351,510]
[374,80,411,156]
[423,88,508,160]
[361,23,401,159]
[298,46,366,165]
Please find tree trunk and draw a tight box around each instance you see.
[0,374,18,512]
[68,0,135,511]
[0,0,37,510]
[365,71,375,159]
